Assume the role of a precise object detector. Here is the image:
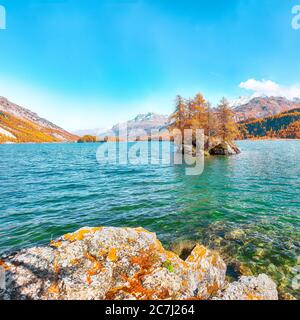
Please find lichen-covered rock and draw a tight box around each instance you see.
[215,274,278,300]
[0,227,278,300]
[185,245,226,299]
[209,141,241,156]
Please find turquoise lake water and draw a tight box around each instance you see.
[0,140,299,298]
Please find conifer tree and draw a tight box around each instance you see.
[186,98,195,120]
[170,95,187,134]
[216,98,239,142]
[191,93,209,135]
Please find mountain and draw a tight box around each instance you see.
[229,96,253,108]
[233,96,300,122]
[73,97,300,140]
[238,107,300,139]
[98,112,170,139]
[0,97,78,143]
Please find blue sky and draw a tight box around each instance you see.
[0,0,300,130]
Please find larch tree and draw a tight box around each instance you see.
[216,98,239,142]
[186,98,195,121]
[191,93,209,135]
[170,95,187,134]
[206,101,215,147]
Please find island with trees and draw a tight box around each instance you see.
[77,135,97,143]
[169,93,241,156]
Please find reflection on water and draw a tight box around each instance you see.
[0,140,299,298]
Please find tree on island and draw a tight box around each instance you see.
[170,95,187,134]
[190,93,209,135]
[216,98,239,142]
[170,92,213,143]
[169,93,241,155]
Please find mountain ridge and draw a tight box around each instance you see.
[80,112,170,139]
[0,97,78,143]
[2,95,299,143]
[75,97,300,138]
[233,96,300,122]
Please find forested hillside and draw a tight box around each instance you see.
[238,108,300,139]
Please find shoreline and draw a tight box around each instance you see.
[0,226,278,300]
[1,138,299,145]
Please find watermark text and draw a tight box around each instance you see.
[96,126,205,176]
[0,5,6,30]
[292,5,300,30]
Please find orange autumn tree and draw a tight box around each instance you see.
[216,98,239,142]
[170,95,187,134]
[169,92,218,146]
[186,98,195,121]
[190,93,209,135]
[279,120,300,138]
[169,93,241,148]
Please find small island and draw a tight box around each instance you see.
[169,93,241,156]
[77,135,97,143]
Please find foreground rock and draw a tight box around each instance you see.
[209,141,241,156]
[214,274,278,300]
[0,227,277,300]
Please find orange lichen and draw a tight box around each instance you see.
[165,251,177,260]
[185,296,204,301]
[0,260,10,271]
[105,272,156,300]
[245,291,263,300]
[50,240,62,248]
[70,259,80,266]
[64,229,91,242]
[180,260,189,269]
[206,282,220,296]
[48,283,60,295]
[211,254,218,266]
[181,280,188,288]
[154,240,165,253]
[131,249,159,270]
[106,249,159,300]
[63,227,102,242]
[91,227,102,233]
[84,252,103,284]
[186,245,206,263]
[98,249,107,257]
[107,248,118,262]
[48,252,61,297]
[156,288,171,300]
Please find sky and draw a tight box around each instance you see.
[0,0,300,131]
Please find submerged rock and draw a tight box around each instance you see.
[0,227,277,300]
[209,141,241,156]
[224,229,246,241]
[215,274,278,300]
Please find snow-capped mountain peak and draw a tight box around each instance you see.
[229,96,252,108]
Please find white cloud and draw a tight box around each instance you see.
[239,79,300,100]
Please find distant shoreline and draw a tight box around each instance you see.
[1,138,299,145]
[237,138,300,142]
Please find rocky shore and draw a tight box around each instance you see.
[0,227,277,300]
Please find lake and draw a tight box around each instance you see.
[0,140,299,298]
